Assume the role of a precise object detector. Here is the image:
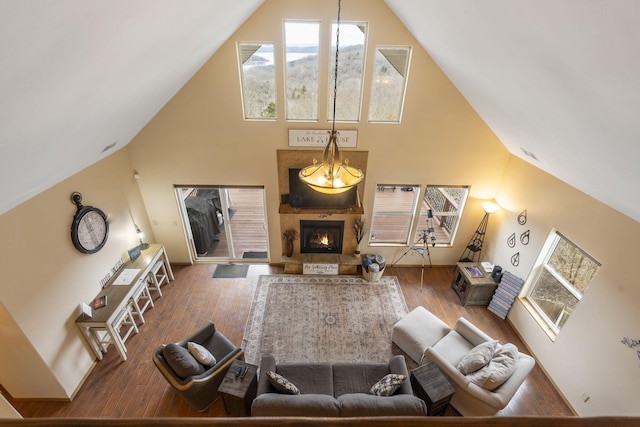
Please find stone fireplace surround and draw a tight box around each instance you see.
[277,149,368,261]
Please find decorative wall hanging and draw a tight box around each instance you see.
[520,230,530,245]
[518,209,527,225]
[511,252,520,266]
[507,233,516,248]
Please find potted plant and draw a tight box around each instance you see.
[354,218,366,256]
[282,228,299,257]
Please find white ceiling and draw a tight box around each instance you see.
[1,1,639,223]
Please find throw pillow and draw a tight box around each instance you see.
[457,340,499,375]
[467,343,520,391]
[162,343,205,379]
[266,371,300,395]
[187,341,216,366]
[369,373,406,397]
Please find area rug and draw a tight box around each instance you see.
[212,264,249,278]
[242,274,409,365]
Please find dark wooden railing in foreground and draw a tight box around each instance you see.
[0,416,639,427]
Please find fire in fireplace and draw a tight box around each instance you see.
[300,220,344,254]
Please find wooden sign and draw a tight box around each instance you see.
[303,263,339,275]
[289,129,357,148]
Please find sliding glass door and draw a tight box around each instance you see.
[176,186,269,262]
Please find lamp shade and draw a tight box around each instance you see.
[481,201,500,213]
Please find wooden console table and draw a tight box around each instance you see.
[75,244,173,361]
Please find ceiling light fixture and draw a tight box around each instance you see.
[299,0,364,195]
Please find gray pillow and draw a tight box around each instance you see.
[162,343,205,379]
[467,343,519,391]
[457,340,499,374]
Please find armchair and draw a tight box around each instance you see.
[425,317,535,416]
[152,321,244,411]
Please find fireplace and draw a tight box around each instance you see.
[300,220,344,254]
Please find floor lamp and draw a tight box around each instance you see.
[459,201,499,263]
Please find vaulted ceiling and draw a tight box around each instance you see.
[2,0,639,222]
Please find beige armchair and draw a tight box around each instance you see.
[152,322,244,411]
[425,317,535,416]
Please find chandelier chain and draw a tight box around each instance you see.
[331,0,341,132]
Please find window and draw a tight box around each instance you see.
[238,43,277,120]
[284,21,320,121]
[369,185,421,244]
[525,231,600,337]
[328,22,367,122]
[414,186,469,245]
[368,46,411,123]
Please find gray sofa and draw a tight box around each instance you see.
[251,354,427,417]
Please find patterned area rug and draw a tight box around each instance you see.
[242,274,409,365]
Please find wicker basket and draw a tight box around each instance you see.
[363,268,385,282]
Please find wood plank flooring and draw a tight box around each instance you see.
[7,264,574,418]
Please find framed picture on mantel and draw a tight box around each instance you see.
[288,129,357,148]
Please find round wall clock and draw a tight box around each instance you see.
[70,192,109,254]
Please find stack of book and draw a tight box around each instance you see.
[488,271,525,319]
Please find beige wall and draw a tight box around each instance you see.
[5,0,636,416]
[128,0,509,265]
[484,156,640,416]
[0,148,150,399]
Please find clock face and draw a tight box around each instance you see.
[71,207,109,254]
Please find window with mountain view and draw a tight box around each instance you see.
[285,21,320,121]
[368,46,411,123]
[524,231,600,338]
[238,42,277,120]
[328,22,367,122]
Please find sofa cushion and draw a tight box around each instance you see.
[266,371,300,395]
[467,343,519,391]
[251,393,340,417]
[457,340,499,374]
[338,393,427,417]
[187,341,216,366]
[162,343,205,379]
[370,374,406,396]
[333,362,392,396]
[276,363,334,395]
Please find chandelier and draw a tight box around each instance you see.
[299,0,364,195]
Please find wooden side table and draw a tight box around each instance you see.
[218,359,258,416]
[410,362,455,416]
[451,262,498,306]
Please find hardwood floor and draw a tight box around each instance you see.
[7,264,574,418]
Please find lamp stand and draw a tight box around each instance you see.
[459,212,490,263]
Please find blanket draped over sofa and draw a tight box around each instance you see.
[251,354,427,417]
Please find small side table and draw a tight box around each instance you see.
[451,262,498,306]
[410,362,455,416]
[218,359,258,416]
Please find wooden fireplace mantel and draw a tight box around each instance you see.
[279,203,364,215]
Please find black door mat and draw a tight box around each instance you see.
[212,264,249,278]
[243,251,268,259]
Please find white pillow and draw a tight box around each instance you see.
[187,341,217,366]
[457,340,499,374]
[467,343,519,391]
